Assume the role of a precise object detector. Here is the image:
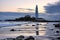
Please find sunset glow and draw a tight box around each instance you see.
[0,0,59,13]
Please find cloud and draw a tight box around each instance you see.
[44,2,60,20]
[44,2,60,13]
[18,8,34,11]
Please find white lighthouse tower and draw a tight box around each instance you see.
[35,5,38,19]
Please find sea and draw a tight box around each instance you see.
[0,21,60,40]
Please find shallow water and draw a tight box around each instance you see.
[0,22,59,39]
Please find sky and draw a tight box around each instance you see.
[0,0,60,13]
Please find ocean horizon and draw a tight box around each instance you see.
[0,12,60,21]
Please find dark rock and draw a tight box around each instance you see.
[25,36,34,40]
[57,37,60,40]
[32,25,35,26]
[16,35,24,40]
[10,29,16,31]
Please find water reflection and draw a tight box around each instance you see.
[0,22,59,39]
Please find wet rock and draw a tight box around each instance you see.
[16,35,24,40]
[25,36,35,40]
[10,29,16,31]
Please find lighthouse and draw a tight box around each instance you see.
[35,5,38,19]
